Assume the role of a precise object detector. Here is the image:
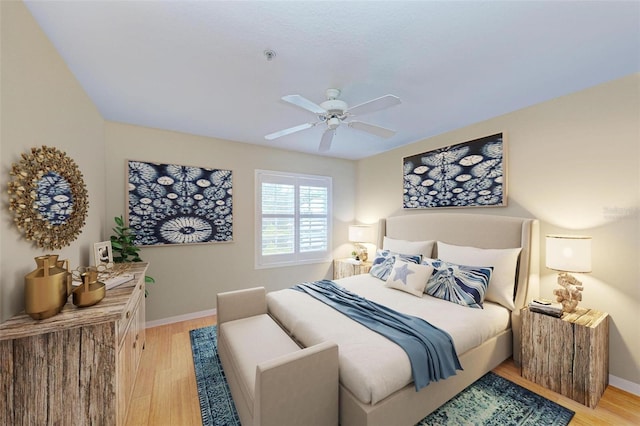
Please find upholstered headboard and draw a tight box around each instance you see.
[377,213,539,365]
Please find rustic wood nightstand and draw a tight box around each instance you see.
[521,306,609,407]
[333,258,372,279]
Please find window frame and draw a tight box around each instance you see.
[255,169,332,269]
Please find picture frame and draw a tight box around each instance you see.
[93,241,114,267]
[126,160,233,246]
[402,133,506,209]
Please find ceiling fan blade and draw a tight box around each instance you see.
[348,121,396,139]
[319,128,335,152]
[265,122,314,140]
[282,95,327,114]
[347,94,401,116]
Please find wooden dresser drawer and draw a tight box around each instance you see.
[117,279,144,345]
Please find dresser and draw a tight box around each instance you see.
[0,263,148,426]
[521,306,609,407]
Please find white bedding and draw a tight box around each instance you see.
[266,274,511,405]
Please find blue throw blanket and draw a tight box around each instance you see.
[292,280,462,391]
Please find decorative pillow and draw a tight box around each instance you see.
[423,258,492,309]
[384,259,434,297]
[437,242,522,310]
[383,237,435,259]
[369,249,422,281]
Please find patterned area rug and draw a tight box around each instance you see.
[190,325,575,426]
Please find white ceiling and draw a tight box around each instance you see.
[25,1,639,160]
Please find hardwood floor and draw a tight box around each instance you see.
[125,315,216,426]
[126,316,640,425]
[492,361,640,425]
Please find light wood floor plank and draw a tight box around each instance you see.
[125,394,151,426]
[126,315,639,426]
[147,367,173,425]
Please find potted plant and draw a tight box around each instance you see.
[110,215,155,295]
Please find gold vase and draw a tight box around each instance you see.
[56,257,73,298]
[72,267,105,308]
[24,254,70,320]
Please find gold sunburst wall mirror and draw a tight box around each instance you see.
[7,146,89,250]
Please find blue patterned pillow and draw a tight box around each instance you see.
[423,259,492,309]
[369,249,422,281]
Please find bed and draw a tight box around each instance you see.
[266,212,539,426]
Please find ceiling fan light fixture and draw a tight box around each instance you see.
[327,117,341,130]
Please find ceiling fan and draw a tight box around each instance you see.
[265,88,401,152]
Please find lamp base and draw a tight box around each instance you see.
[553,272,584,313]
[353,243,368,262]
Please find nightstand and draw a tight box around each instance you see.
[521,306,609,407]
[333,258,372,279]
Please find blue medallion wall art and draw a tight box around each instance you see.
[35,171,74,226]
[127,160,233,245]
[8,146,89,250]
[403,133,506,209]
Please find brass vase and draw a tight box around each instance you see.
[56,257,73,298]
[72,268,105,308]
[24,254,71,320]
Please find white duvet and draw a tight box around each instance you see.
[266,274,511,405]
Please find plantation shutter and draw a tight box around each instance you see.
[261,182,295,255]
[256,170,332,268]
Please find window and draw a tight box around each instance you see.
[256,170,332,268]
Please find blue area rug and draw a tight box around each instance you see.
[190,325,574,426]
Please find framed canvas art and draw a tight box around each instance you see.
[403,133,506,209]
[127,160,233,246]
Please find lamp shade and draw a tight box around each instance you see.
[545,235,592,273]
[348,225,374,243]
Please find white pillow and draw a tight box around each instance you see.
[436,242,521,310]
[384,259,434,297]
[383,237,435,259]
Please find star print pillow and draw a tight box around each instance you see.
[369,249,422,281]
[384,259,435,297]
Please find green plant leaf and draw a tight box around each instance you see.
[110,215,153,295]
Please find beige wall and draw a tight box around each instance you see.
[104,122,356,322]
[0,1,106,322]
[356,74,640,386]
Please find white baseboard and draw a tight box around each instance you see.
[609,374,640,396]
[145,308,217,329]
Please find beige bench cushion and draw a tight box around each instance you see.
[219,314,301,414]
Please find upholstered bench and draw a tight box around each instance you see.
[217,287,339,426]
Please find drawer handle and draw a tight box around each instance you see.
[126,311,131,319]
[133,341,137,349]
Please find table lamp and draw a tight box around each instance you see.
[348,225,374,262]
[545,234,592,312]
